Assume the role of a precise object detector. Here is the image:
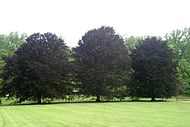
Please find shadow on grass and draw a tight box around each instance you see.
[0,99,169,107]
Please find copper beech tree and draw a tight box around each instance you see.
[0,33,72,103]
[128,37,179,101]
[73,26,131,102]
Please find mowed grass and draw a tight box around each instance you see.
[0,101,190,127]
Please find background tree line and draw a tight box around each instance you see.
[0,26,189,103]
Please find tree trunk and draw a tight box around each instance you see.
[151,97,156,101]
[96,95,101,102]
[37,95,42,104]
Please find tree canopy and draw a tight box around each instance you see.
[128,37,179,101]
[73,26,131,101]
[0,33,72,103]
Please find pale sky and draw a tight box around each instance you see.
[0,0,190,47]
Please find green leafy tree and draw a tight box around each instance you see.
[177,59,190,93]
[0,33,72,103]
[166,28,190,94]
[128,37,179,101]
[166,28,190,60]
[0,32,26,72]
[73,26,131,101]
[0,32,26,56]
[124,36,143,54]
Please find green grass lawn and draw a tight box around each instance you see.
[0,101,190,127]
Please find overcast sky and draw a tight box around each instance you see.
[0,0,190,47]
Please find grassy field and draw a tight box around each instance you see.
[0,101,190,127]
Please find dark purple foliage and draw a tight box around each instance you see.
[0,33,72,103]
[73,26,131,101]
[128,37,179,101]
